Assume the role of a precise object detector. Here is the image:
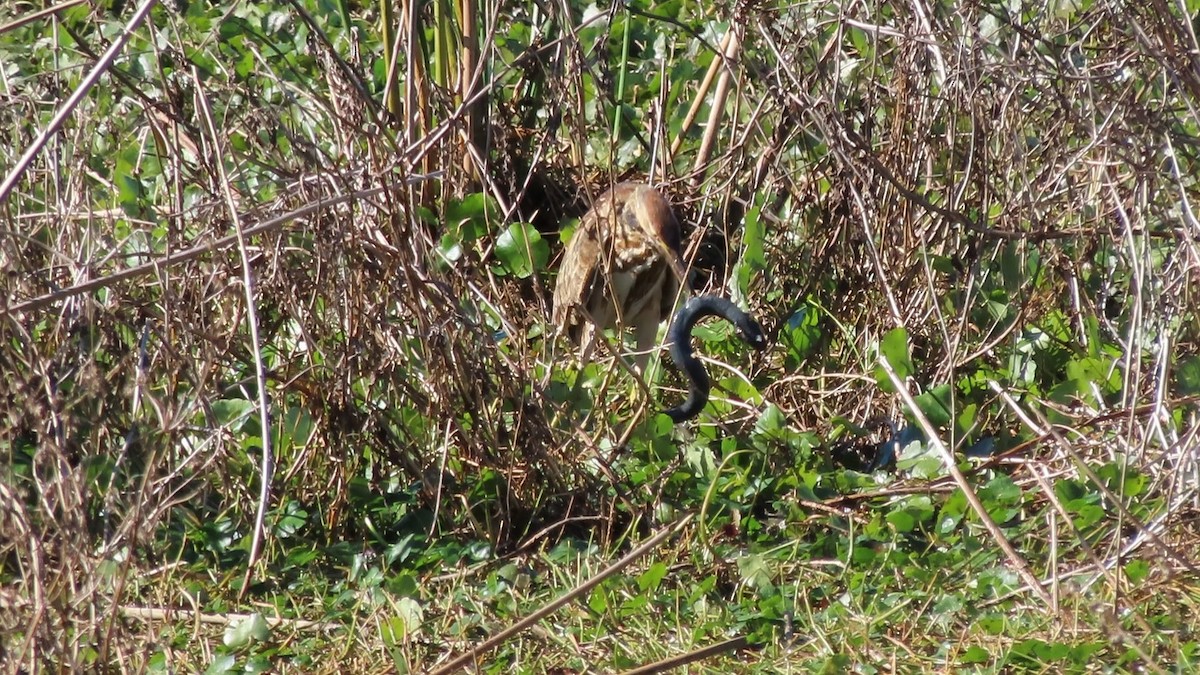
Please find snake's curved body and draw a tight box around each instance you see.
[664,296,768,423]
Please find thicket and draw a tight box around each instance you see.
[2,0,1199,671]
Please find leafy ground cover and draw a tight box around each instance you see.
[2,0,1200,672]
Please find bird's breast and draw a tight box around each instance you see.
[608,227,661,272]
[605,258,673,321]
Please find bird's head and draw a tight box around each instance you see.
[622,185,685,275]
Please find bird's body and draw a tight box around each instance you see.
[553,183,688,373]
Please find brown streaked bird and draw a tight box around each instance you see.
[552,182,689,374]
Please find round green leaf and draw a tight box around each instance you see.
[223,613,269,648]
[494,223,548,278]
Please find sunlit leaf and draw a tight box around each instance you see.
[736,553,773,590]
[223,613,269,648]
[876,327,914,391]
[494,222,549,278]
[637,562,668,592]
[203,654,237,675]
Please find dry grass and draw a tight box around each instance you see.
[2,0,1200,671]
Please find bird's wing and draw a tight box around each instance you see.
[551,197,611,336]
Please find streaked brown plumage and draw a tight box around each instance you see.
[553,182,688,373]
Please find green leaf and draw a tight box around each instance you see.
[897,439,946,479]
[114,156,143,215]
[976,614,1006,635]
[736,553,773,591]
[589,586,609,614]
[937,490,968,534]
[203,654,237,675]
[1124,558,1150,584]
[876,327,914,391]
[637,562,668,592]
[386,598,423,641]
[210,399,255,428]
[956,403,978,438]
[754,404,786,435]
[436,234,463,267]
[932,594,963,615]
[274,500,307,537]
[731,198,766,302]
[741,202,766,270]
[1066,355,1119,395]
[223,613,269,648]
[1175,355,1200,395]
[1001,242,1022,293]
[961,645,990,664]
[913,384,953,427]
[886,509,916,532]
[1120,470,1147,498]
[558,218,580,247]
[781,305,821,365]
[379,615,405,648]
[984,288,1011,323]
[886,495,935,533]
[494,223,548,279]
[981,475,1021,503]
[446,193,498,240]
[244,656,271,674]
[277,405,315,450]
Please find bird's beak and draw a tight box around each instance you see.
[669,256,689,285]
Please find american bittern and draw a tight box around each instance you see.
[552,182,688,374]
[552,183,769,422]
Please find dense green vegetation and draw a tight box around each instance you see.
[2,0,1200,671]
